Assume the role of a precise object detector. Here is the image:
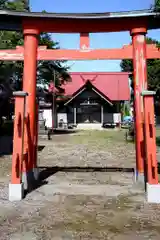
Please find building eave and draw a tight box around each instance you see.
[92,88,113,106]
[64,87,86,106]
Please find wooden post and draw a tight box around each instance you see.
[141,90,160,203]
[22,25,39,188]
[141,91,158,185]
[131,27,147,181]
[101,105,104,125]
[9,91,28,201]
[80,33,89,49]
[34,101,39,176]
[74,107,77,125]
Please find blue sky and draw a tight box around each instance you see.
[30,0,160,72]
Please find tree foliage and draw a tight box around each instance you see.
[0,0,69,91]
[120,37,160,103]
[154,0,160,11]
[0,0,70,120]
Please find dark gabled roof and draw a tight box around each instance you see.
[0,9,159,32]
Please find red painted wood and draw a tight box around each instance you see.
[143,95,158,184]
[11,96,26,184]
[132,28,148,175]
[22,29,38,171]
[80,33,90,49]
[0,44,159,60]
[33,102,39,169]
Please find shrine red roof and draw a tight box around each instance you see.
[60,72,130,101]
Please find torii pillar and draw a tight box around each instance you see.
[22,25,39,190]
[131,27,148,182]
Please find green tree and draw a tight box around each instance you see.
[154,0,160,11]
[0,0,7,9]
[0,0,70,121]
[0,0,69,91]
[120,37,160,103]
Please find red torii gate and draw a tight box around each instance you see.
[2,9,159,203]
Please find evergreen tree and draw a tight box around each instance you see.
[0,0,69,90]
[0,0,70,120]
[154,0,160,11]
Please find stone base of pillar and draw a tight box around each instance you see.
[146,183,160,203]
[134,170,144,183]
[22,167,40,191]
[9,183,24,201]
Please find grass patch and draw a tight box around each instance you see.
[68,130,128,145]
[125,127,160,147]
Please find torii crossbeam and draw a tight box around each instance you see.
[0,44,159,60]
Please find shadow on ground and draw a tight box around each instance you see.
[25,166,135,197]
[53,129,78,135]
[0,136,45,157]
[0,136,13,156]
[46,129,79,140]
[38,166,135,181]
[25,163,160,197]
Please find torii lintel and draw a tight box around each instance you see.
[0,44,159,61]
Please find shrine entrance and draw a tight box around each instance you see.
[0,9,160,203]
[77,103,101,124]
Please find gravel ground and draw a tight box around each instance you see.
[0,130,160,239]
